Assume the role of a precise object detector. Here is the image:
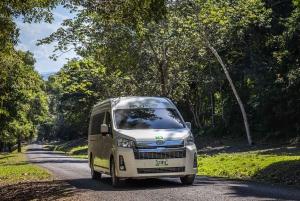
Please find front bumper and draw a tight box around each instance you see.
[114,145,198,179]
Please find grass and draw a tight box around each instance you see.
[0,146,80,201]
[0,147,54,186]
[198,151,300,187]
[44,139,88,159]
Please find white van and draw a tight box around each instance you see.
[88,96,198,187]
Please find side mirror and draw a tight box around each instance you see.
[185,122,191,130]
[101,124,108,133]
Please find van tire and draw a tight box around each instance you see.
[180,174,195,185]
[110,159,125,188]
[91,157,101,180]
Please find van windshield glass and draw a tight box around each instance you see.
[114,108,185,129]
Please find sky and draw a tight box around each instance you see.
[16,6,77,74]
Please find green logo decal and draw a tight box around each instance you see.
[155,136,163,140]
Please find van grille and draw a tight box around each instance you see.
[136,145,183,149]
[134,149,186,159]
[137,167,185,174]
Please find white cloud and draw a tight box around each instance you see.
[16,21,61,39]
[29,39,37,46]
[15,5,79,73]
[53,11,70,20]
[16,43,29,51]
[33,44,52,58]
[33,43,78,73]
[33,50,48,60]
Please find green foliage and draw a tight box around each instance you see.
[0,0,59,56]
[64,0,167,30]
[198,151,300,186]
[0,0,58,23]
[57,59,106,139]
[36,0,300,142]
[0,51,48,150]
[0,152,53,185]
[46,139,88,159]
[0,0,59,151]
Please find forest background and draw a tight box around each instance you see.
[1,0,300,152]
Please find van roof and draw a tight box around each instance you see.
[94,96,174,110]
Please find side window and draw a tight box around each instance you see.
[91,112,105,135]
[105,112,112,134]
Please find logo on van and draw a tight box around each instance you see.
[155,136,163,140]
[156,140,165,145]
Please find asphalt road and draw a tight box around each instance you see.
[26,141,300,201]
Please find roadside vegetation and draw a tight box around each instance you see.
[47,137,300,188]
[0,147,53,186]
[0,146,80,201]
[199,150,300,187]
[197,136,300,187]
[44,139,88,159]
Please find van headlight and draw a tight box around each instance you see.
[184,134,195,146]
[116,137,135,148]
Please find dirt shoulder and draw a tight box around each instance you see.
[0,180,87,201]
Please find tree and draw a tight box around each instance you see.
[0,51,48,152]
[38,0,300,144]
[0,0,61,151]
[261,0,300,138]
[153,0,270,144]
[44,58,111,139]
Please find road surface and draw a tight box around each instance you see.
[26,141,300,201]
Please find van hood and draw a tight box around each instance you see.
[115,128,191,141]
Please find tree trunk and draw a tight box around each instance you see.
[220,84,225,120]
[7,143,12,153]
[147,35,168,97]
[17,140,21,152]
[0,141,3,152]
[158,62,168,97]
[187,96,203,129]
[210,67,215,127]
[200,30,253,145]
[211,88,215,127]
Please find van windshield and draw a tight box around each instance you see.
[114,108,185,129]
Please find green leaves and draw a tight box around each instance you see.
[0,0,60,146]
[44,58,111,139]
[28,0,300,142]
[0,51,48,145]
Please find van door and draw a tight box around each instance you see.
[91,112,105,171]
[102,111,114,169]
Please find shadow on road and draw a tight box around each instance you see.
[2,176,300,201]
[26,144,87,164]
[63,177,190,192]
[227,180,300,200]
[28,158,87,164]
[55,176,300,200]
[58,175,219,192]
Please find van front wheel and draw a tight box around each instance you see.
[180,174,195,185]
[110,159,125,188]
[91,157,101,180]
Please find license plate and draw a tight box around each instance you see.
[156,159,168,166]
